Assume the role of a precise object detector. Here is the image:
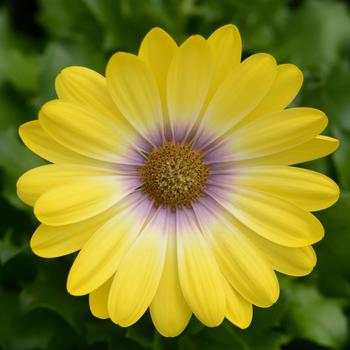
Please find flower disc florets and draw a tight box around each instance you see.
[140,142,209,209]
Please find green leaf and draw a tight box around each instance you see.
[85,319,123,348]
[0,10,11,85]
[0,290,84,350]
[19,263,88,330]
[6,50,39,93]
[183,317,205,335]
[317,191,350,298]
[0,9,40,92]
[274,0,350,74]
[318,61,350,131]
[37,0,100,43]
[0,85,32,128]
[332,128,350,189]
[0,291,20,347]
[7,310,67,350]
[126,315,158,348]
[210,0,290,53]
[283,284,348,349]
[83,0,186,52]
[0,230,24,264]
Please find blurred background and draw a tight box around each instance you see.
[0,0,349,349]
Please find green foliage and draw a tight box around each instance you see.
[0,0,349,349]
[283,284,348,349]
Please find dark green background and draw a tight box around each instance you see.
[0,0,350,349]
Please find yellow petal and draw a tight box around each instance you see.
[67,196,152,296]
[19,121,111,167]
[176,209,225,327]
[139,27,177,114]
[239,63,303,127]
[167,35,212,136]
[244,229,317,276]
[201,53,277,138]
[235,166,340,211]
[150,223,191,337]
[229,108,328,160]
[108,209,169,327]
[30,204,122,258]
[269,245,316,277]
[17,164,119,206]
[236,135,339,166]
[34,176,130,226]
[194,202,279,307]
[39,100,134,163]
[220,188,324,247]
[55,66,135,134]
[106,52,163,144]
[89,278,112,319]
[207,24,242,95]
[223,279,252,329]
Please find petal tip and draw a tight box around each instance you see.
[181,34,207,48]
[39,99,61,117]
[231,315,253,330]
[29,236,47,258]
[18,120,36,141]
[145,26,170,38]
[66,273,86,297]
[213,23,240,35]
[333,137,340,152]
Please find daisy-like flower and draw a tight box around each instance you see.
[17,25,340,337]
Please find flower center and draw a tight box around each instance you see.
[140,142,209,209]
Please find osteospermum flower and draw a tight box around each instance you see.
[17,24,340,337]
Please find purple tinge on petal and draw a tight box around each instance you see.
[124,189,156,224]
[168,120,206,146]
[175,206,197,234]
[123,147,146,164]
[134,119,234,160]
[173,122,193,144]
[113,163,140,175]
[205,183,231,203]
[110,148,145,175]
[119,175,143,193]
[141,122,166,151]
[202,169,238,216]
[207,163,238,175]
[191,199,214,228]
[153,205,173,236]
[203,182,242,225]
[124,185,178,231]
[192,126,218,150]
[191,194,228,228]
[203,138,237,196]
[207,174,236,188]
[112,127,160,173]
[191,126,237,173]
[202,137,234,163]
[124,120,237,213]
[122,122,166,162]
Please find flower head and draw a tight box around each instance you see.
[17,24,340,337]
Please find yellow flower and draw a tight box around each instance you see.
[17,24,340,337]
